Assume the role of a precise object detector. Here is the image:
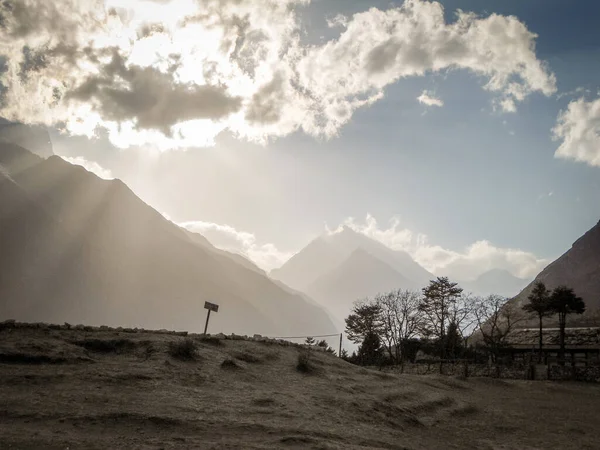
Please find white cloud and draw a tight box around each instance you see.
[60,155,114,179]
[0,0,555,149]
[417,90,443,107]
[179,220,292,271]
[552,96,600,167]
[331,214,549,281]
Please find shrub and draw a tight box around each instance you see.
[73,339,136,354]
[296,350,314,374]
[220,358,240,370]
[168,339,198,361]
[233,351,261,364]
[199,336,223,346]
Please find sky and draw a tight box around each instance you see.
[1,0,599,281]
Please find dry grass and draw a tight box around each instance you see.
[167,338,198,361]
[1,325,600,450]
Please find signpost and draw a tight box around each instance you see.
[203,301,219,335]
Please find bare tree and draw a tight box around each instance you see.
[375,289,423,365]
[449,293,478,351]
[474,295,525,363]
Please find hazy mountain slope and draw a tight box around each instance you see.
[0,123,53,158]
[508,220,600,324]
[270,237,346,291]
[461,269,530,297]
[182,228,266,276]
[0,143,336,337]
[271,226,433,292]
[306,247,415,320]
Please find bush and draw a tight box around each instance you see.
[73,339,136,354]
[233,351,261,364]
[199,336,223,346]
[168,339,198,361]
[220,358,240,370]
[296,350,314,374]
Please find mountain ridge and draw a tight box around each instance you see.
[0,142,336,337]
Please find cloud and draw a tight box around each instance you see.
[417,90,443,107]
[179,220,292,271]
[0,0,555,149]
[552,96,600,167]
[60,155,114,179]
[331,214,549,281]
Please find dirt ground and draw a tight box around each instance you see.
[1,325,599,450]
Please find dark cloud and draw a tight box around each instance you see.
[67,51,242,133]
[19,45,48,82]
[1,0,85,41]
[365,38,400,74]
[245,73,285,125]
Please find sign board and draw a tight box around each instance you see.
[204,301,219,312]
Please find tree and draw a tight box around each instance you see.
[345,300,382,344]
[316,339,336,354]
[522,281,552,362]
[419,277,463,360]
[444,321,462,359]
[375,289,423,365]
[340,349,349,360]
[357,331,383,366]
[448,293,478,351]
[474,294,525,362]
[549,286,585,364]
[304,336,315,346]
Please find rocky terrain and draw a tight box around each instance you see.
[1,322,599,449]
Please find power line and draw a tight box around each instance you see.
[268,333,341,339]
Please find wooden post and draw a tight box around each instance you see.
[203,309,211,336]
[338,333,342,358]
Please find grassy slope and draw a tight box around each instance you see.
[1,325,599,450]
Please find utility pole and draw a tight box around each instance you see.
[203,301,219,335]
[339,333,343,358]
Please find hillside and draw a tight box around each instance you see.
[461,269,530,298]
[271,227,433,322]
[509,220,600,324]
[266,225,437,331]
[306,248,416,320]
[272,227,433,292]
[0,122,54,159]
[0,143,336,337]
[1,322,599,449]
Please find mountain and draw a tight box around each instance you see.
[271,226,434,321]
[0,142,336,337]
[461,269,530,298]
[0,122,54,159]
[306,247,416,320]
[509,220,600,325]
[271,226,433,291]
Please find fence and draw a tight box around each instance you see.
[374,359,600,382]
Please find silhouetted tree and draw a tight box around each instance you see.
[419,277,463,361]
[522,282,552,362]
[304,336,315,346]
[340,349,349,360]
[357,331,383,366]
[345,300,382,344]
[444,321,462,359]
[549,286,585,364]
